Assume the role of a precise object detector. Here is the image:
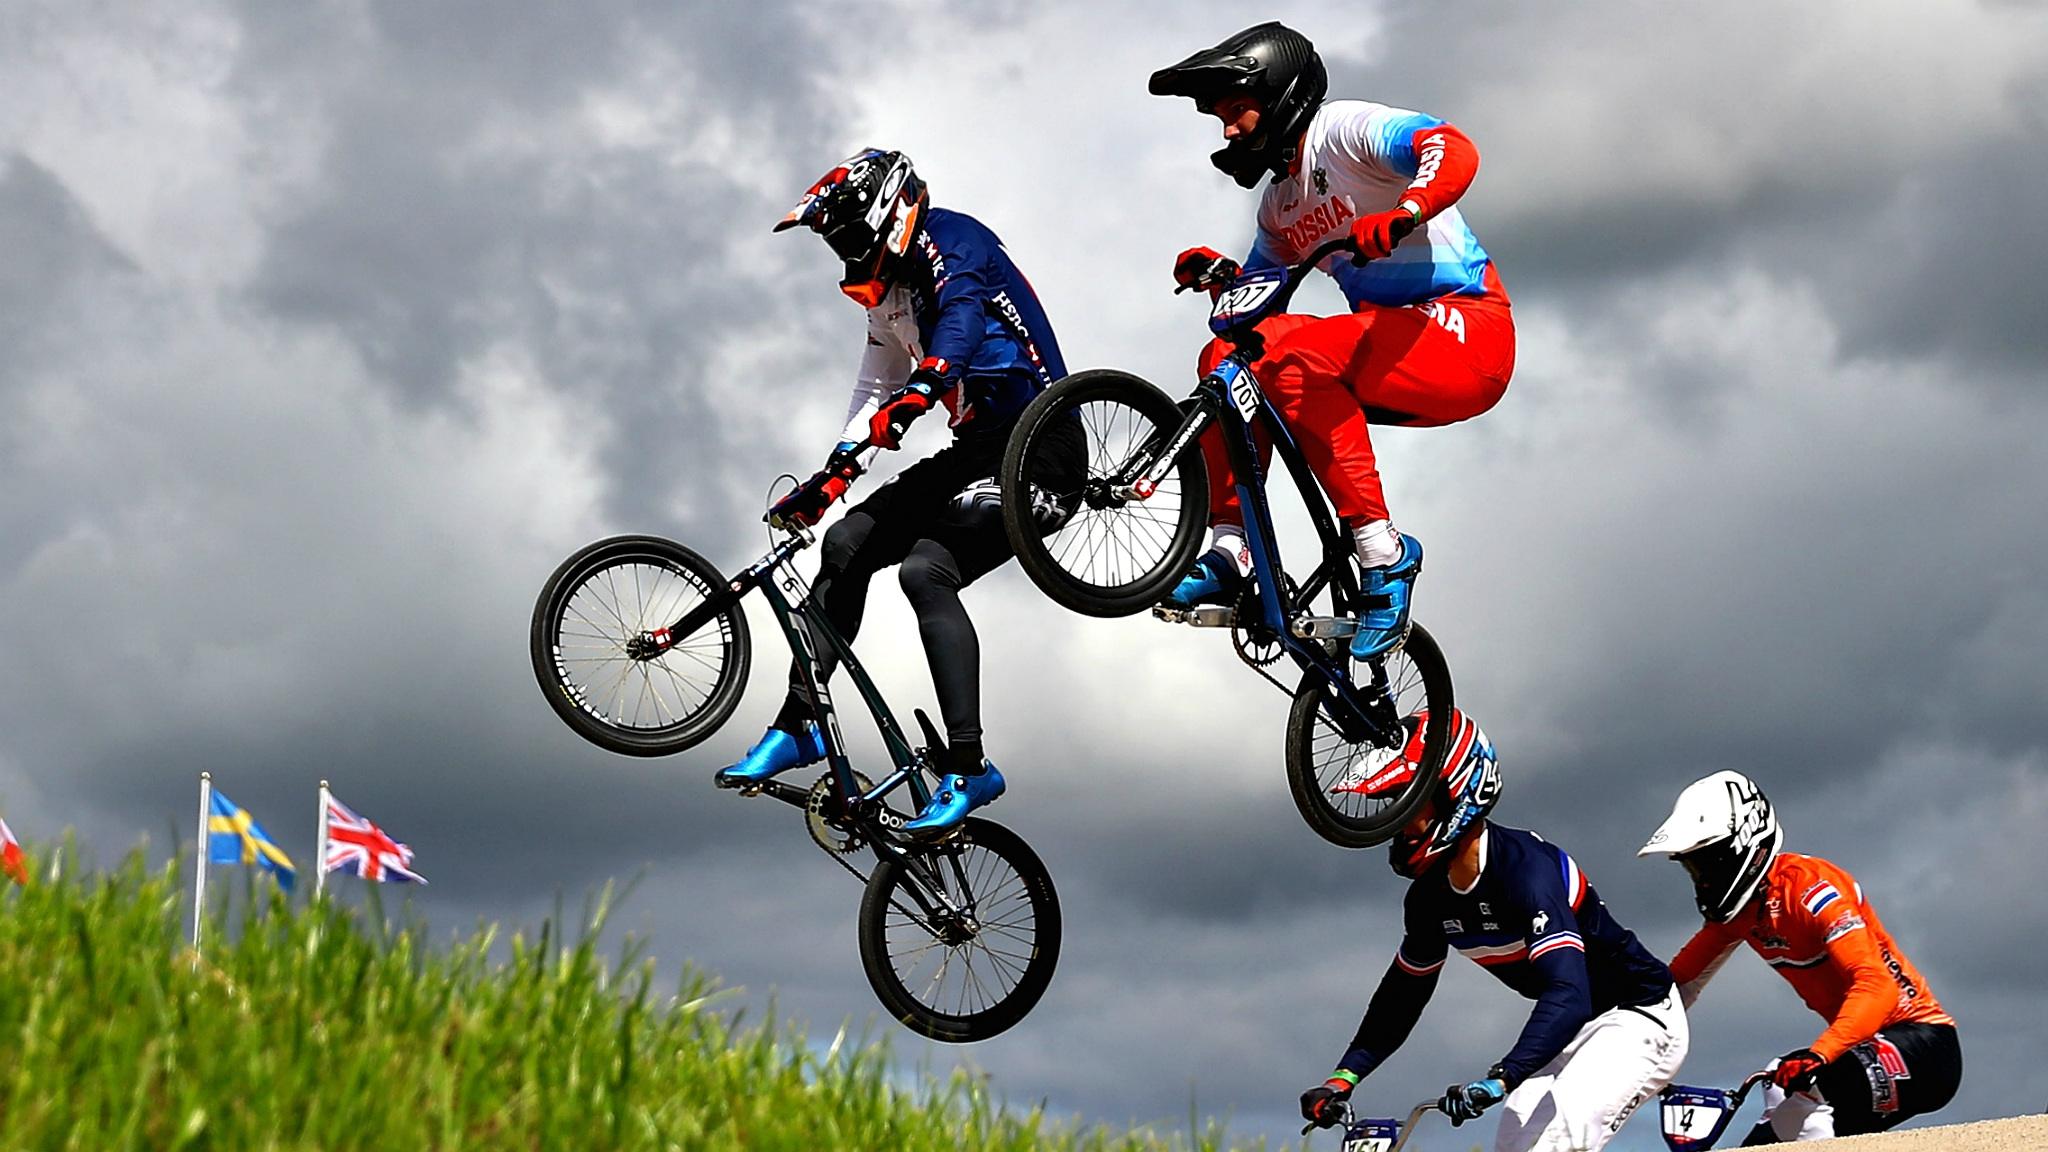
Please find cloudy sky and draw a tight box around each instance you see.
[4,1,2045,1147]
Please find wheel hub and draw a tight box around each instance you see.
[935,915,979,947]
[1080,479,1126,511]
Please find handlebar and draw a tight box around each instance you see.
[1302,1098,1446,1151]
[1211,212,1417,332]
[1731,1069,1772,1106]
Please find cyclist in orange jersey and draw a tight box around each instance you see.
[1639,771,1960,1142]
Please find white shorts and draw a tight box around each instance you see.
[1493,985,1689,1152]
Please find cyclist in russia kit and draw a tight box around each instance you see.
[722,149,1079,836]
[1301,713,1687,1152]
[1149,22,1513,660]
[1641,772,1961,1142]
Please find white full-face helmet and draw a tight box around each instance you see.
[1638,771,1782,923]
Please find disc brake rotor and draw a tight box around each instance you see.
[806,770,877,855]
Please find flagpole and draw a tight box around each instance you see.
[314,780,330,899]
[192,772,212,954]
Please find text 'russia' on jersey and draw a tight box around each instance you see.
[1246,100,1500,311]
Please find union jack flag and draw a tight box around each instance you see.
[322,793,427,884]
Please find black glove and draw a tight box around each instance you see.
[1440,1074,1507,1126]
[1299,1076,1354,1127]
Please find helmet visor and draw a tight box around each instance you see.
[821,219,879,264]
[1679,843,1744,919]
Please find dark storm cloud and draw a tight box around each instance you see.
[5,2,2047,1150]
[1340,0,2048,386]
[233,0,854,534]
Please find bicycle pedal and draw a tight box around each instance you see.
[1289,616,1360,639]
[1151,605,1234,627]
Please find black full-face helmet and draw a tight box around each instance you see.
[774,148,928,307]
[1148,21,1328,188]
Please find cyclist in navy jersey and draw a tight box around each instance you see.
[1300,712,1688,1152]
[723,149,1080,835]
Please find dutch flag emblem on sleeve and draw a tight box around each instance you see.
[1803,882,1841,916]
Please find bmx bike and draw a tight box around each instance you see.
[998,237,1454,848]
[528,444,1059,1042]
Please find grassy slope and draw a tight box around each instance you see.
[0,845,1253,1152]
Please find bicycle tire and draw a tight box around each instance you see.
[530,534,751,756]
[1000,369,1210,617]
[858,817,1061,1043]
[1283,622,1455,849]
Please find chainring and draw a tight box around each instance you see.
[805,770,877,855]
[1231,574,1300,669]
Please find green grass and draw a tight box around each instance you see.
[0,840,1261,1152]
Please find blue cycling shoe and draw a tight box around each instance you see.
[1349,534,1423,661]
[1161,550,1243,610]
[903,763,1006,835]
[715,723,826,789]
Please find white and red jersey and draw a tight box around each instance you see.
[1245,100,1500,310]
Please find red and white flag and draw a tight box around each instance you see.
[319,791,426,885]
[0,817,27,886]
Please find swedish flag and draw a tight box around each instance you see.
[207,789,296,891]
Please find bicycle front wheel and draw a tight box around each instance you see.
[1000,369,1210,617]
[858,818,1061,1043]
[1283,623,1454,849]
[530,535,751,756]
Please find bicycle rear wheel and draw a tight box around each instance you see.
[858,818,1061,1043]
[1283,623,1454,849]
[1000,369,1209,617]
[530,535,750,756]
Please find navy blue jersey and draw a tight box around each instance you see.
[839,208,1066,444]
[1338,824,1674,1088]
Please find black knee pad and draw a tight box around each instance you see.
[897,551,954,604]
[819,518,863,574]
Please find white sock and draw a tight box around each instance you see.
[1351,519,1402,568]
[1209,525,1252,578]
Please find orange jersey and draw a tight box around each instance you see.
[1668,853,1950,1062]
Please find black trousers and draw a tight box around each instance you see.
[784,418,1080,753]
[1742,1021,1962,1143]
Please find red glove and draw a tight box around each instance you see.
[1349,208,1419,261]
[769,458,861,529]
[1770,1048,1828,1093]
[1173,246,1241,297]
[869,387,936,450]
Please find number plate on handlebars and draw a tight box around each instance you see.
[1341,1118,1399,1152]
[1209,266,1288,334]
[1659,1085,1741,1150]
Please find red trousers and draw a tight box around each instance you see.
[1196,280,1515,525]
